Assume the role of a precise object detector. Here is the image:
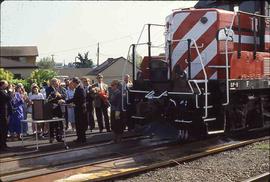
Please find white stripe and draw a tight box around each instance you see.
[171,12,190,37]
[172,11,217,68]
[233,35,260,44]
[209,71,218,80]
[185,39,217,78]
[265,35,270,43]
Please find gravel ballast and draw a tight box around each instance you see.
[117,140,270,182]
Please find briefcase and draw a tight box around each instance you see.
[32,99,53,120]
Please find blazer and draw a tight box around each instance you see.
[66,85,86,111]
[91,82,109,108]
[46,86,66,117]
[109,89,122,112]
[0,89,12,119]
[46,86,66,102]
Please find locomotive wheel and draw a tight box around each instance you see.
[227,94,248,131]
[227,93,265,131]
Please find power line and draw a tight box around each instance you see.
[39,33,137,57]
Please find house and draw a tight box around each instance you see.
[88,57,133,84]
[0,46,38,79]
[54,67,93,79]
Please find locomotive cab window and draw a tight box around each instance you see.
[149,59,169,82]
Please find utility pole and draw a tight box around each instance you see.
[51,54,55,62]
[97,42,100,66]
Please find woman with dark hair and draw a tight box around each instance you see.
[109,80,124,143]
[8,84,25,140]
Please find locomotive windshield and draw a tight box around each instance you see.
[149,59,168,82]
[194,0,270,15]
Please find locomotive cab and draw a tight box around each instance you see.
[149,59,168,82]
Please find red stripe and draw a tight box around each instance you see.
[195,55,219,79]
[175,21,218,71]
[233,13,253,31]
[172,11,207,50]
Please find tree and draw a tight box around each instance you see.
[0,69,31,91]
[128,51,143,67]
[74,52,94,68]
[67,62,75,68]
[0,68,14,81]
[37,57,55,69]
[28,69,58,87]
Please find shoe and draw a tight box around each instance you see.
[99,129,103,133]
[49,138,54,143]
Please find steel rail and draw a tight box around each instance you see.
[1,139,176,182]
[242,172,270,182]
[0,135,154,177]
[11,136,269,182]
[0,132,142,161]
[90,137,270,182]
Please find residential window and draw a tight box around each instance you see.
[19,57,27,63]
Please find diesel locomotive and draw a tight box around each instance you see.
[124,0,270,140]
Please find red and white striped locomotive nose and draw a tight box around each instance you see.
[166,9,219,80]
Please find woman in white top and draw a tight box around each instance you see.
[28,85,44,135]
[66,84,76,131]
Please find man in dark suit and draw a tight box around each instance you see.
[66,77,87,143]
[91,74,110,132]
[81,77,95,131]
[46,78,66,143]
[0,80,12,151]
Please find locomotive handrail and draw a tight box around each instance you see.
[187,80,202,95]
[145,91,168,99]
[145,90,155,99]
[223,11,237,106]
[189,39,208,119]
[122,44,133,112]
[170,38,208,118]
[237,10,270,19]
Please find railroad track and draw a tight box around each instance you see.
[243,172,270,182]
[0,135,175,181]
[0,130,142,159]
[2,135,268,182]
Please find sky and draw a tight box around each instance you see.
[1,1,197,65]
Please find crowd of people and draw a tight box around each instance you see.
[0,74,133,151]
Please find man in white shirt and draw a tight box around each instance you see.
[90,74,110,132]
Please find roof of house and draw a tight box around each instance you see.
[88,57,127,75]
[54,67,93,78]
[0,46,38,57]
[0,57,38,68]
